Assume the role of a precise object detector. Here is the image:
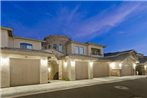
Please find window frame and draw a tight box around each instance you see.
[74,46,84,55]
[20,43,33,49]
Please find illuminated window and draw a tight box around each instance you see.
[20,43,33,49]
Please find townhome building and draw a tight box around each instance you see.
[138,56,147,75]
[0,26,144,88]
[43,35,110,81]
[0,27,53,88]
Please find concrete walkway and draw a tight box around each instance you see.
[1,76,147,98]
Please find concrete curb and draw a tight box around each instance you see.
[1,76,147,98]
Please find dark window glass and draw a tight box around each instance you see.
[91,48,101,55]
[48,45,51,49]
[20,43,33,49]
[53,44,57,49]
[59,44,63,52]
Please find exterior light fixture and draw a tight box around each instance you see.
[119,63,122,69]
[41,59,48,67]
[48,67,51,72]
[144,65,147,70]
[110,62,115,69]
[89,61,93,67]
[0,57,9,66]
[64,61,67,68]
[133,63,137,69]
[70,60,75,67]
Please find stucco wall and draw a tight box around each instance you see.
[13,38,42,50]
[71,43,88,55]
[0,53,48,88]
[0,30,9,48]
[87,45,104,57]
[43,36,70,54]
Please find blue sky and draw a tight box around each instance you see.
[1,1,147,55]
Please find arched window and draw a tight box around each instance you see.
[20,43,33,49]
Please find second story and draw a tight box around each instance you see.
[66,41,105,57]
[43,35,105,57]
[0,27,43,50]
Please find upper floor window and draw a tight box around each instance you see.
[74,46,84,55]
[20,43,33,49]
[79,47,84,55]
[58,44,63,52]
[53,44,57,49]
[74,46,79,54]
[91,48,101,55]
[48,44,51,49]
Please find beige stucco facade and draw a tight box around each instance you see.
[0,49,51,88]
[0,27,51,88]
[66,41,104,57]
[0,26,143,88]
[1,27,42,50]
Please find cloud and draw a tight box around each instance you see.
[72,2,143,40]
[35,2,145,41]
[3,2,146,42]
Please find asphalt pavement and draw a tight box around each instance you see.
[16,77,147,98]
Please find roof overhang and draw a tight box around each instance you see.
[1,26,13,37]
[1,48,53,57]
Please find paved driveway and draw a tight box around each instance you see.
[16,78,147,98]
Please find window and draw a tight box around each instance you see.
[20,43,33,49]
[91,48,101,55]
[58,44,63,52]
[74,46,79,54]
[79,47,84,55]
[74,46,84,55]
[48,45,51,49]
[53,44,57,49]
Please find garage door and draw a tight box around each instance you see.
[10,58,40,86]
[93,62,109,77]
[75,61,88,80]
[121,64,133,76]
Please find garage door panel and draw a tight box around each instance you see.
[75,61,88,80]
[121,64,133,76]
[93,62,109,77]
[10,58,40,86]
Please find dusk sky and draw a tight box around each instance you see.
[1,1,147,55]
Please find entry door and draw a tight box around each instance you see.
[10,58,40,86]
[75,61,88,80]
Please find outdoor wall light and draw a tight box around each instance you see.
[64,61,67,68]
[110,62,115,69]
[0,56,9,66]
[133,63,137,69]
[41,59,48,67]
[144,65,147,70]
[119,63,122,69]
[70,60,75,67]
[48,67,51,72]
[89,61,93,67]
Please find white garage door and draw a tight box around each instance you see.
[10,58,40,86]
[75,61,88,80]
[93,62,109,77]
[121,64,133,76]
